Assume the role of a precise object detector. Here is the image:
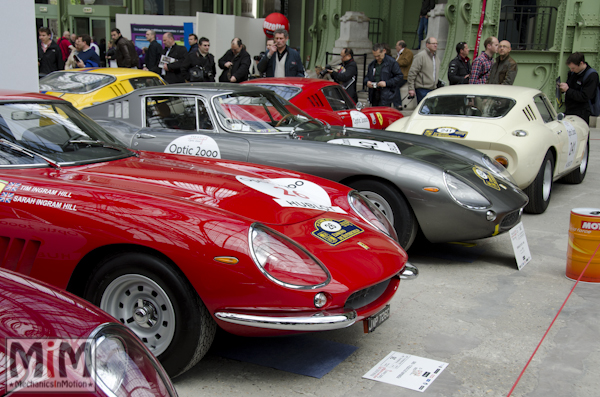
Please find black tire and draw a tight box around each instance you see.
[524,151,554,214]
[83,252,216,378]
[347,179,418,250]
[561,137,589,184]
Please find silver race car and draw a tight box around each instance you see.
[83,83,529,249]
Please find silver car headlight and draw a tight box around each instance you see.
[482,154,517,185]
[443,172,491,209]
[87,323,177,397]
[348,191,399,242]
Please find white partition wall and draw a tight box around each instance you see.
[0,0,39,92]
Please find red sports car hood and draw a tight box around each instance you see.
[60,151,352,226]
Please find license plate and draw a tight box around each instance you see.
[363,304,390,333]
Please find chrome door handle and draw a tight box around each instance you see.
[136,133,156,139]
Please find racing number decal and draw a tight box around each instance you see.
[563,120,578,168]
[472,166,501,191]
[273,181,310,199]
[312,218,364,245]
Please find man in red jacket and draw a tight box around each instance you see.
[57,31,72,62]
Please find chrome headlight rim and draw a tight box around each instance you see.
[443,171,492,210]
[86,322,177,397]
[348,190,399,242]
[248,223,331,290]
[482,154,517,185]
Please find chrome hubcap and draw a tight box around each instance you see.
[100,274,175,356]
[360,190,394,224]
[542,159,552,201]
[580,144,588,173]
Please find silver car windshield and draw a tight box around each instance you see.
[40,72,116,94]
[0,102,132,166]
[212,92,322,134]
[419,95,516,118]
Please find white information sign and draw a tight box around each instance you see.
[509,221,532,270]
[164,135,221,158]
[363,351,448,392]
[562,120,578,169]
[328,138,401,154]
[236,176,346,213]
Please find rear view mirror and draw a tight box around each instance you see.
[12,111,41,121]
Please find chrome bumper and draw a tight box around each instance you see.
[400,262,418,280]
[215,310,357,331]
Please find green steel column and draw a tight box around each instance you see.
[234,0,242,16]
[300,0,306,61]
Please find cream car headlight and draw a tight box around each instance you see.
[443,172,491,209]
[87,323,177,397]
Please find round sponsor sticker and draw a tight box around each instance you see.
[164,134,221,158]
[236,176,346,213]
[475,168,488,179]
[319,220,342,232]
[350,111,370,128]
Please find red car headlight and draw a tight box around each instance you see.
[249,224,331,289]
[348,191,398,242]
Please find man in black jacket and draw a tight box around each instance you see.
[327,48,358,103]
[218,38,251,83]
[448,41,471,85]
[364,43,404,106]
[183,37,216,82]
[143,30,163,72]
[155,32,187,84]
[38,27,64,76]
[257,29,304,78]
[188,34,199,53]
[559,52,599,125]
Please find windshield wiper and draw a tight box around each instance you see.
[64,139,123,151]
[0,138,61,170]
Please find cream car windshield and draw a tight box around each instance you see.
[0,102,132,166]
[40,72,116,93]
[419,95,516,118]
[212,92,322,133]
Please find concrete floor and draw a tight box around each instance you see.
[173,129,600,397]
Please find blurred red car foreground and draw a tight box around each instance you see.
[0,91,416,377]
[0,268,178,396]
[243,77,404,129]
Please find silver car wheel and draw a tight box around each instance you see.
[100,274,176,356]
[542,159,553,201]
[580,143,588,173]
[359,190,395,225]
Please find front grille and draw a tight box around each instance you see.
[345,278,391,310]
[500,209,521,229]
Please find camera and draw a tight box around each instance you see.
[319,65,332,77]
[254,52,265,62]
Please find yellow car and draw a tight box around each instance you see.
[40,67,165,109]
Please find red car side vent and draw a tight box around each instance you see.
[0,237,41,275]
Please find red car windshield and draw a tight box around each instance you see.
[0,101,132,165]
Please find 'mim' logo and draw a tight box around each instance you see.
[581,221,600,230]
[6,338,95,393]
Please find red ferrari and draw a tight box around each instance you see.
[243,77,404,129]
[0,91,416,378]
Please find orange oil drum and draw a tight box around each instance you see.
[566,208,600,282]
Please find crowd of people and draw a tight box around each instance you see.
[38,23,598,125]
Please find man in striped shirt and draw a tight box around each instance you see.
[469,36,498,84]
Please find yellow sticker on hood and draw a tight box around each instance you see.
[473,166,500,191]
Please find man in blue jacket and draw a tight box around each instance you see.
[364,43,404,107]
[257,28,304,77]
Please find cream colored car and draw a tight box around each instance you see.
[387,85,590,214]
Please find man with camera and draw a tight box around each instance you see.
[183,37,216,82]
[323,48,358,103]
[408,37,440,103]
[364,43,404,107]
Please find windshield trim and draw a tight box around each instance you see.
[40,71,117,94]
[0,151,136,169]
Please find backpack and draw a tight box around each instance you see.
[582,67,600,116]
